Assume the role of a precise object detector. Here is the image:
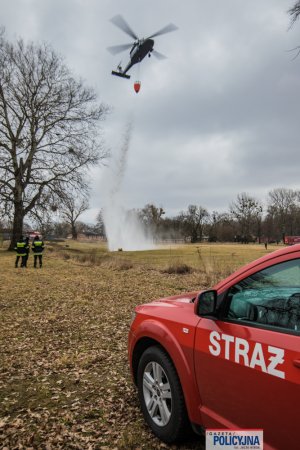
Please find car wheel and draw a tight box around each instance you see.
[137,345,189,443]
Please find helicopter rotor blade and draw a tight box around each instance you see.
[110,15,138,40]
[107,43,133,55]
[152,50,167,60]
[148,23,178,39]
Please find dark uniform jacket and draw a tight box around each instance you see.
[14,241,28,256]
[32,240,44,255]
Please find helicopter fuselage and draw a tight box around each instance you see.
[109,15,177,81]
[112,38,154,79]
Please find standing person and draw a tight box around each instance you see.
[32,235,45,268]
[14,236,27,268]
[24,237,30,267]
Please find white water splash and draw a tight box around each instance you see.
[102,122,154,251]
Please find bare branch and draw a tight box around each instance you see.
[0,34,109,247]
[289,1,300,26]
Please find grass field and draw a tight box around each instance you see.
[0,241,280,449]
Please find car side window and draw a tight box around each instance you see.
[225,258,300,332]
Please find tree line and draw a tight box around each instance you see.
[120,188,300,244]
[3,187,297,245]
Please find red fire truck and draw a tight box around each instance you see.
[284,236,300,245]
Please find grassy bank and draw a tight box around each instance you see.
[0,242,279,449]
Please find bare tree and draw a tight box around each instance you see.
[60,195,89,239]
[208,211,237,242]
[267,188,299,240]
[134,203,165,241]
[179,205,209,243]
[139,204,165,226]
[289,1,300,25]
[0,35,108,249]
[95,209,106,237]
[230,193,263,243]
[137,203,165,237]
[288,1,300,58]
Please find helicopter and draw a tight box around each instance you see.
[107,15,178,79]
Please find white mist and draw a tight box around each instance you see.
[102,122,155,251]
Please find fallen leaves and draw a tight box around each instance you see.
[0,246,204,449]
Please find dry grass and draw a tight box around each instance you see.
[0,241,280,449]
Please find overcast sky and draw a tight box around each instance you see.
[1,0,300,221]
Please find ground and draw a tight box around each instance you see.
[0,241,278,449]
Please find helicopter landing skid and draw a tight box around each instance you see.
[112,71,130,79]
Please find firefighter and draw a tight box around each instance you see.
[24,237,30,267]
[14,236,28,268]
[32,235,45,268]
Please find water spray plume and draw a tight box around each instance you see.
[103,120,154,251]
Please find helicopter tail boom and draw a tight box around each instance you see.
[111,70,130,79]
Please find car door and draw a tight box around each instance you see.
[194,257,300,450]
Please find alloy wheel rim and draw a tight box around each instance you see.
[142,361,172,426]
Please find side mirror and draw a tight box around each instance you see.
[197,290,218,317]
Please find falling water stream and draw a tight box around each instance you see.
[102,121,155,251]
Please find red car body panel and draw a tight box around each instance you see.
[129,293,204,425]
[128,245,300,450]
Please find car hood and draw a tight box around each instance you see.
[134,291,201,329]
[136,291,199,312]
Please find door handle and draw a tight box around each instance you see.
[293,359,300,368]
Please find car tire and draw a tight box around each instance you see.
[137,345,189,443]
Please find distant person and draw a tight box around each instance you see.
[265,242,268,250]
[14,236,28,268]
[32,235,45,268]
[24,237,30,267]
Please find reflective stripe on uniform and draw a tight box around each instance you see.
[32,241,44,255]
[15,242,27,256]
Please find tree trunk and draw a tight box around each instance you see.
[9,202,24,250]
[71,223,78,240]
[191,230,198,243]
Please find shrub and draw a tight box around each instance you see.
[162,262,193,275]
